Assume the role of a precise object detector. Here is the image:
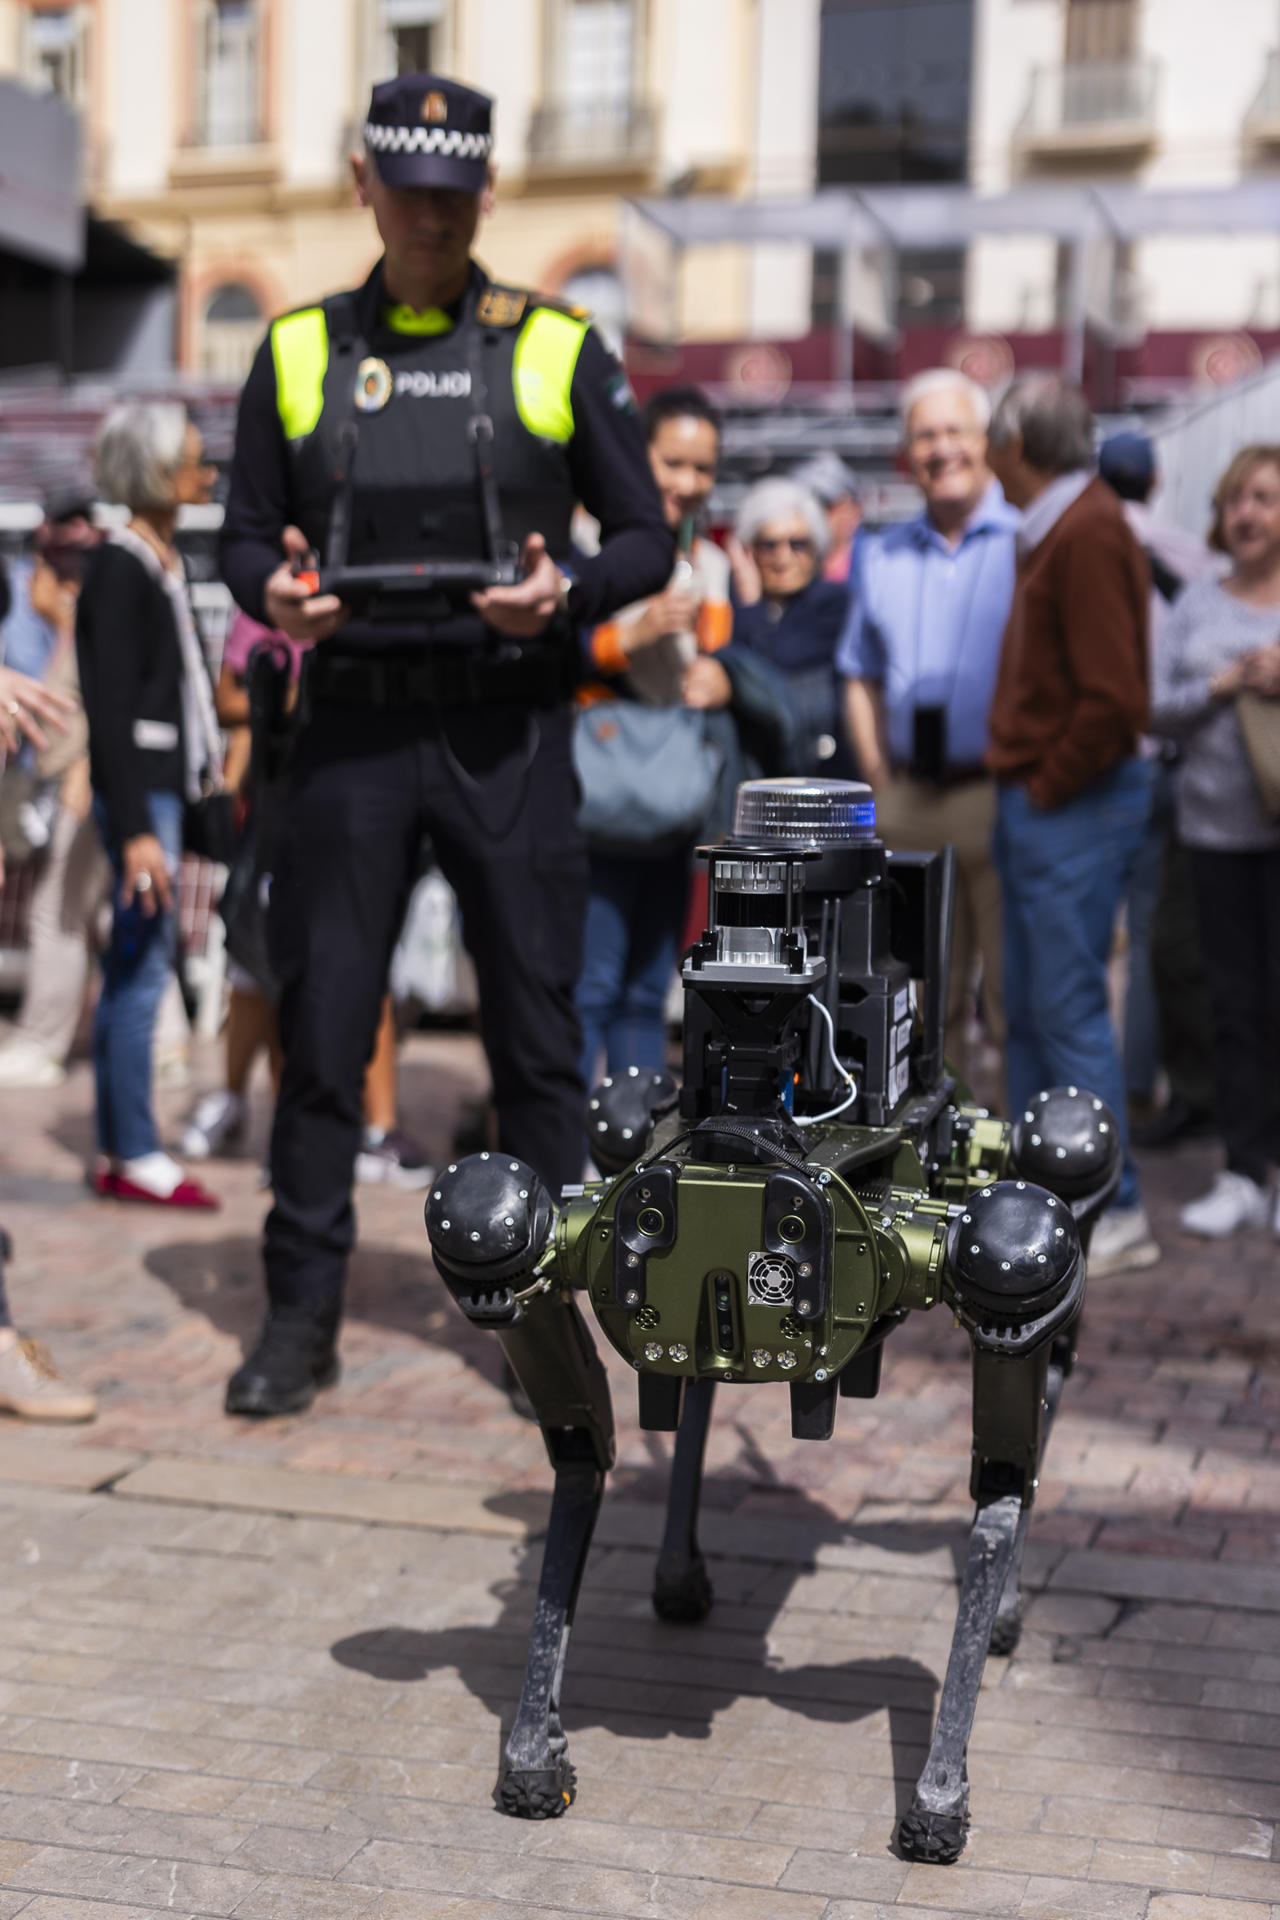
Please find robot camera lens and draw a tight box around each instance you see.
[636,1207,666,1237]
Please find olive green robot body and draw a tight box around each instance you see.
[425,780,1120,1854]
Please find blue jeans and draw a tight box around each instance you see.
[994,760,1153,1212]
[93,790,183,1162]
[577,847,691,1084]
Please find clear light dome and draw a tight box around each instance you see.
[733,778,877,847]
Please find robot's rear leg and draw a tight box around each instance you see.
[988,1333,1072,1656]
[896,1490,1021,1864]
[653,1377,716,1622]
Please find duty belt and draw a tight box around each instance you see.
[309,646,575,712]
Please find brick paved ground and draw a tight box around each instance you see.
[0,1030,1276,1919]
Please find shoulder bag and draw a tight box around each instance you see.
[573,701,723,857]
[1236,691,1280,821]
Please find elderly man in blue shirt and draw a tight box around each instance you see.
[838,368,1019,1082]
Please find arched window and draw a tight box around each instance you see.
[201,283,263,380]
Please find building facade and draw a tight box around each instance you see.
[0,0,823,376]
[971,0,1280,343]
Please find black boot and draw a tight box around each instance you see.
[225,1308,340,1417]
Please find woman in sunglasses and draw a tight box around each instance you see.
[728,478,855,774]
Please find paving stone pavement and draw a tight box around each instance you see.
[0,1031,1276,1919]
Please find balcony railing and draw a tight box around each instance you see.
[527,99,656,172]
[1017,58,1159,156]
[1246,50,1280,139]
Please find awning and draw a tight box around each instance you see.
[629,180,1280,251]
[0,79,83,273]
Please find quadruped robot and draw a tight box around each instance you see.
[425,778,1119,1863]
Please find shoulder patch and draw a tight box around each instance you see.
[477,286,529,327]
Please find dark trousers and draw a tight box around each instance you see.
[1187,846,1280,1186]
[1151,833,1217,1117]
[264,700,588,1316]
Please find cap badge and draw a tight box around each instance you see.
[354,356,393,413]
[422,90,448,124]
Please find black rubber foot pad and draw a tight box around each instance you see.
[496,1758,577,1820]
[652,1561,714,1623]
[989,1604,1023,1657]
[896,1806,968,1864]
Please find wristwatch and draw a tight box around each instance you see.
[555,570,574,618]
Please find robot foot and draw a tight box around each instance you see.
[896,1801,969,1865]
[496,1754,577,1820]
[988,1593,1023,1656]
[652,1553,714,1623]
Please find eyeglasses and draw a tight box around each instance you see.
[754,536,814,555]
[907,424,983,450]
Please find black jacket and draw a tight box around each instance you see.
[76,542,186,843]
[220,261,673,646]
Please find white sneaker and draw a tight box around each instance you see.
[1180,1169,1270,1239]
[180,1089,246,1160]
[0,1039,65,1089]
[1088,1203,1161,1276]
[355,1127,434,1191]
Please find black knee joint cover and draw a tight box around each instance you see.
[426,1153,554,1324]
[946,1180,1084,1354]
[1011,1086,1120,1200]
[587,1068,678,1175]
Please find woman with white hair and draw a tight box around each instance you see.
[75,401,221,1209]
[729,477,855,774]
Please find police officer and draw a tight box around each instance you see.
[219,74,672,1415]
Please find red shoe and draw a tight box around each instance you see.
[88,1164,118,1199]
[112,1173,220,1210]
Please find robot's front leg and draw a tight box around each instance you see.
[898,1179,1087,1865]
[898,1483,1023,1864]
[425,1156,615,1820]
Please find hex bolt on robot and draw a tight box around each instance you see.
[425,779,1121,1864]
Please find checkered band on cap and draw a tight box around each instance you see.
[364,122,493,160]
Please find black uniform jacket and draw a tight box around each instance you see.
[219,261,672,646]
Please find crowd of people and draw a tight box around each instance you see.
[1,358,1279,1427]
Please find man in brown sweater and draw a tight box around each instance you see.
[985,374,1158,1277]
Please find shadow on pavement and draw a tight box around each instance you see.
[331,1478,943,1817]
[141,1232,502,1380]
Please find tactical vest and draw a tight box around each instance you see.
[270,277,586,593]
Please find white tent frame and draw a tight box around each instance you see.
[623,181,1280,379]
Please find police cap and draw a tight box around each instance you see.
[363,74,493,193]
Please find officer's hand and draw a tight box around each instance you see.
[263,526,348,642]
[472,533,561,638]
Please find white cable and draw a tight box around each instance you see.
[795,993,858,1124]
